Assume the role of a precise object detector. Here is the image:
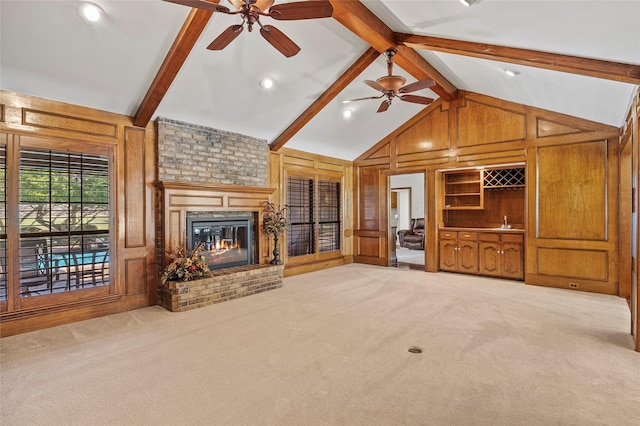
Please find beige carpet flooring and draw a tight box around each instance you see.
[1,264,638,425]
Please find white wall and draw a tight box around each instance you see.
[390,173,425,220]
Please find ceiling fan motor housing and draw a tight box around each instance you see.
[376,75,407,92]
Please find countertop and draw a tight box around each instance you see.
[440,227,525,233]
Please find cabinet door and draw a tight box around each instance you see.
[501,243,524,279]
[458,241,478,273]
[479,242,500,276]
[439,240,458,272]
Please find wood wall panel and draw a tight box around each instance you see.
[368,142,391,159]
[396,105,449,155]
[536,118,592,138]
[169,211,182,250]
[619,128,633,300]
[22,108,118,138]
[445,188,525,229]
[537,247,608,281]
[537,140,607,240]
[124,127,146,248]
[283,155,314,168]
[457,99,526,147]
[125,258,147,295]
[396,156,449,169]
[169,194,224,207]
[358,166,382,231]
[228,196,268,208]
[358,236,381,257]
[318,161,344,172]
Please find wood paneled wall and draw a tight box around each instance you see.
[621,87,640,351]
[0,91,157,337]
[269,148,354,276]
[354,91,620,295]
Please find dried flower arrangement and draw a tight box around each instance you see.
[160,243,211,285]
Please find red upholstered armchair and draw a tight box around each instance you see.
[397,218,425,250]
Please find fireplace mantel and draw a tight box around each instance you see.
[157,181,276,265]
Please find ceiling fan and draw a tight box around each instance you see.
[344,49,436,113]
[164,0,333,57]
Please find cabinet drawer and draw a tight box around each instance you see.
[478,232,500,242]
[439,231,458,240]
[501,233,524,243]
[458,232,477,241]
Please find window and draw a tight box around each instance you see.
[318,180,340,253]
[287,177,315,257]
[18,148,110,297]
[287,176,341,258]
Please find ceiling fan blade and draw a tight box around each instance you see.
[207,25,244,50]
[377,100,390,113]
[399,94,435,105]
[342,95,385,104]
[269,1,333,20]
[398,78,435,94]
[364,80,387,93]
[163,0,231,13]
[260,25,301,58]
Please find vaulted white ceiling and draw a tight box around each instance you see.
[1,0,638,160]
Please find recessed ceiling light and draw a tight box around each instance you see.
[259,77,274,89]
[505,69,520,77]
[78,2,104,23]
[459,0,480,6]
[342,109,353,119]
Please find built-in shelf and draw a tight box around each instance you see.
[443,170,484,210]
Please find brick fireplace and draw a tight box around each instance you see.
[156,118,281,312]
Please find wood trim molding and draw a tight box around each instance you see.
[329,0,457,101]
[396,33,640,85]
[133,7,216,128]
[156,181,275,195]
[270,47,379,151]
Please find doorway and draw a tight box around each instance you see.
[390,173,425,269]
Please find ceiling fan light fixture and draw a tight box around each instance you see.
[459,0,480,6]
[78,2,104,23]
[342,109,353,119]
[259,77,274,89]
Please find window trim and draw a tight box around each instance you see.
[2,135,116,312]
[284,169,343,265]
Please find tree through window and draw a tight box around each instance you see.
[18,148,110,297]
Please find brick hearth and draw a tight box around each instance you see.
[158,264,284,312]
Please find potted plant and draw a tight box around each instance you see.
[262,201,290,265]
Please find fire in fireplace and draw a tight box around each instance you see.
[187,216,253,270]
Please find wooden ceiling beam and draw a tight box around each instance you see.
[329,0,457,101]
[270,47,379,152]
[133,7,215,128]
[397,33,640,85]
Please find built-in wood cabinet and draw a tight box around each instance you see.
[443,170,484,210]
[478,232,524,280]
[439,230,478,273]
[440,229,524,280]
